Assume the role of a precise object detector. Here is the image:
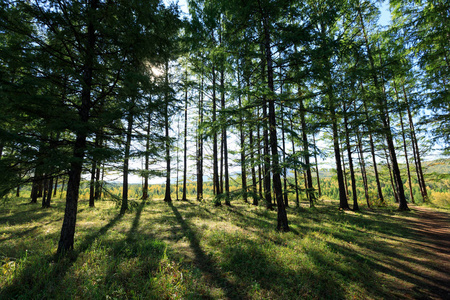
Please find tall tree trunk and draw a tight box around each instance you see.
[164,61,172,203]
[121,107,134,214]
[57,0,97,254]
[142,110,151,200]
[89,133,99,207]
[43,176,53,208]
[341,142,349,198]
[357,3,408,210]
[249,124,258,206]
[394,81,415,204]
[60,176,65,199]
[260,6,289,231]
[261,44,272,210]
[182,76,188,201]
[385,147,399,203]
[89,160,96,207]
[361,82,385,204]
[220,136,224,194]
[331,108,349,210]
[257,112,263,200]
[53,176,58,197]
[281,103,288,207]
[176,117,180,201]
[212,65,220,203]
[197,72,204,201]
[343,102,358,211]
[290,117,300,207]
[312,134,322,198]
[30,171,40,204]
[299,93,314,207]
[354,102,370,208]
[403,85,428,202]
[238,71,248,203]
[221,66,230,205]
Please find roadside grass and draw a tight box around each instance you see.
[0,197,447,299]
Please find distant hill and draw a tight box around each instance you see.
[423,158,450,175]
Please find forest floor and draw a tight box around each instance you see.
[1,197,450,299]
[395,204,450,299]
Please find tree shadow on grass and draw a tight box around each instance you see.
[216,231,347,299]
[168,201,248,299]
[0,206,124,299]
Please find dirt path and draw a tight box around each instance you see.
[403,205,450,299]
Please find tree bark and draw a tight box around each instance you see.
[142,110,151,200]
[357,3,408,210]
[343,101,358,211]
[299,93,314,207]
[57,0,97,254]
[196,72,204,201]
[164,61,172,203]
[403,85,428,202]
[260,4,289,231]
[121,107,134,213]
[312,134,322,198]
[394,81,414,203]
[182,75,188,201]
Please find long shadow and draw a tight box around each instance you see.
[0,210,124,299]
[0,209,52,226]
[168,201,248,299]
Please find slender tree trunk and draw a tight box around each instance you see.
[355,111,370,208]
[260,6,289,231]
[257,112,263,200]
[43,176,53,208]
[121,107,134,214]
[343,102,358,211]
[403,85,428,202]
[212,65,220,203]
[290,117,300,207]
[53,176,58,197]
[357,3,408,210]
[182,81,188,202]
[385,147,399,203]
[89,160,96,207]
[142,110,151,200]
[220,67,230,205]
[394,81,415,204]
[312,134,322,198]
[164,61,172,203]
[30,172,40,204]
[331,108,349,209]
[299,93,314,207]
[60,176,65,199]
[238,72,248,203]
[220,136,224,194]
[176,117,180,201]
[280,103,289,207]
[249,125,258,206]
[197,72,204,201]
[341,142,349,198]
[260,44,273,210]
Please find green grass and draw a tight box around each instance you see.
[0,197,448,299]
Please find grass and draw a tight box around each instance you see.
[0,197,448,299]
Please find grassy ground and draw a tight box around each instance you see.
[0,197,448,299]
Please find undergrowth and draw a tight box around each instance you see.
[0,197,448,299]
